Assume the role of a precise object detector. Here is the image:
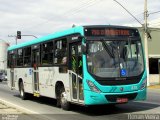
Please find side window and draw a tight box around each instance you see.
[54,39,67,65]
[17,49,23,66]
[31,45,40,66]
[42,41,53,65]
[71,45,76,72]
[24,47,31,66]
[78,45,82,76]
[70,44,82,76]
[8,50,16,68]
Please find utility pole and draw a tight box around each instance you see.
[144,0,150,86]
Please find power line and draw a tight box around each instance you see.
[22,0,157,37]
[25,0,99,30]
[129,10,160,24]
[66,0,100,16]
[149,10,160,15]
[62,0,98,15]
[46,0,102,33]
[113,0,143,26]
[11,0,102,43]
[24,0,148,34]
[150,29,160,32]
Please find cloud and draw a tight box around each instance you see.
[0,0,159,45]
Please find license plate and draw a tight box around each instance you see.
[116,98,128,103]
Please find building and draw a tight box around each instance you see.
[0,40,9,72]
[138,27,160,85]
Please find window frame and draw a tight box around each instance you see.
[41,41,54,66]
[53,38,68,66]
[23,46,31,67]
[7,33,81,68]
[16,48,23,67]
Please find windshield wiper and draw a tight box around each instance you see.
[100,39,114,58]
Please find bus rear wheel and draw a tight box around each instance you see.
[59,87,70,110]
[19,82,27,100]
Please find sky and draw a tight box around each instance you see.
[0,0,160,45]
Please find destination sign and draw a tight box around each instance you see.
[84,27,139,37]
[91,29,129,36]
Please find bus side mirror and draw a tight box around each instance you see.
[82,43,87,54]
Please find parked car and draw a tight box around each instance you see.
[0,72,7,82]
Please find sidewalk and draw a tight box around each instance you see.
[0,102,22,114]
[0,101,48,120]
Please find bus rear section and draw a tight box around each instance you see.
[81,26,147,105]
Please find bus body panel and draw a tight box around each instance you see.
[7,66,72,100]
[38,67,70,99]
[13,68,33,93]
[7,26,84,101]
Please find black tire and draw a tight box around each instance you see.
[0,79,2,82]
[19,82,27,100]
[59,87,70,110]
[56,87,61,108]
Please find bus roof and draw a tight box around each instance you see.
[8,25,138,51]
[8,26,84,51]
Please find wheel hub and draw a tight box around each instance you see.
[61,92,67,105]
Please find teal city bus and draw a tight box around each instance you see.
[7,25,147,110]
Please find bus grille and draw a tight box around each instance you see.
[105,93,137,102]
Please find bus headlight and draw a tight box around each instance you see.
[87,80,101,93]
[140,78,147,90]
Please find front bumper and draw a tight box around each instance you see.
[84,88,146,105]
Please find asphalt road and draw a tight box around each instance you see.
[0,81,160,120]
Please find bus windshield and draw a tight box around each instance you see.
[87,39,144,78]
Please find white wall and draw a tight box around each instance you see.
[0,40,9,71]
[149,74,160,85]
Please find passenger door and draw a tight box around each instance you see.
[10,53,16,89]
[32,45,40,96]
[69,42,84,103]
